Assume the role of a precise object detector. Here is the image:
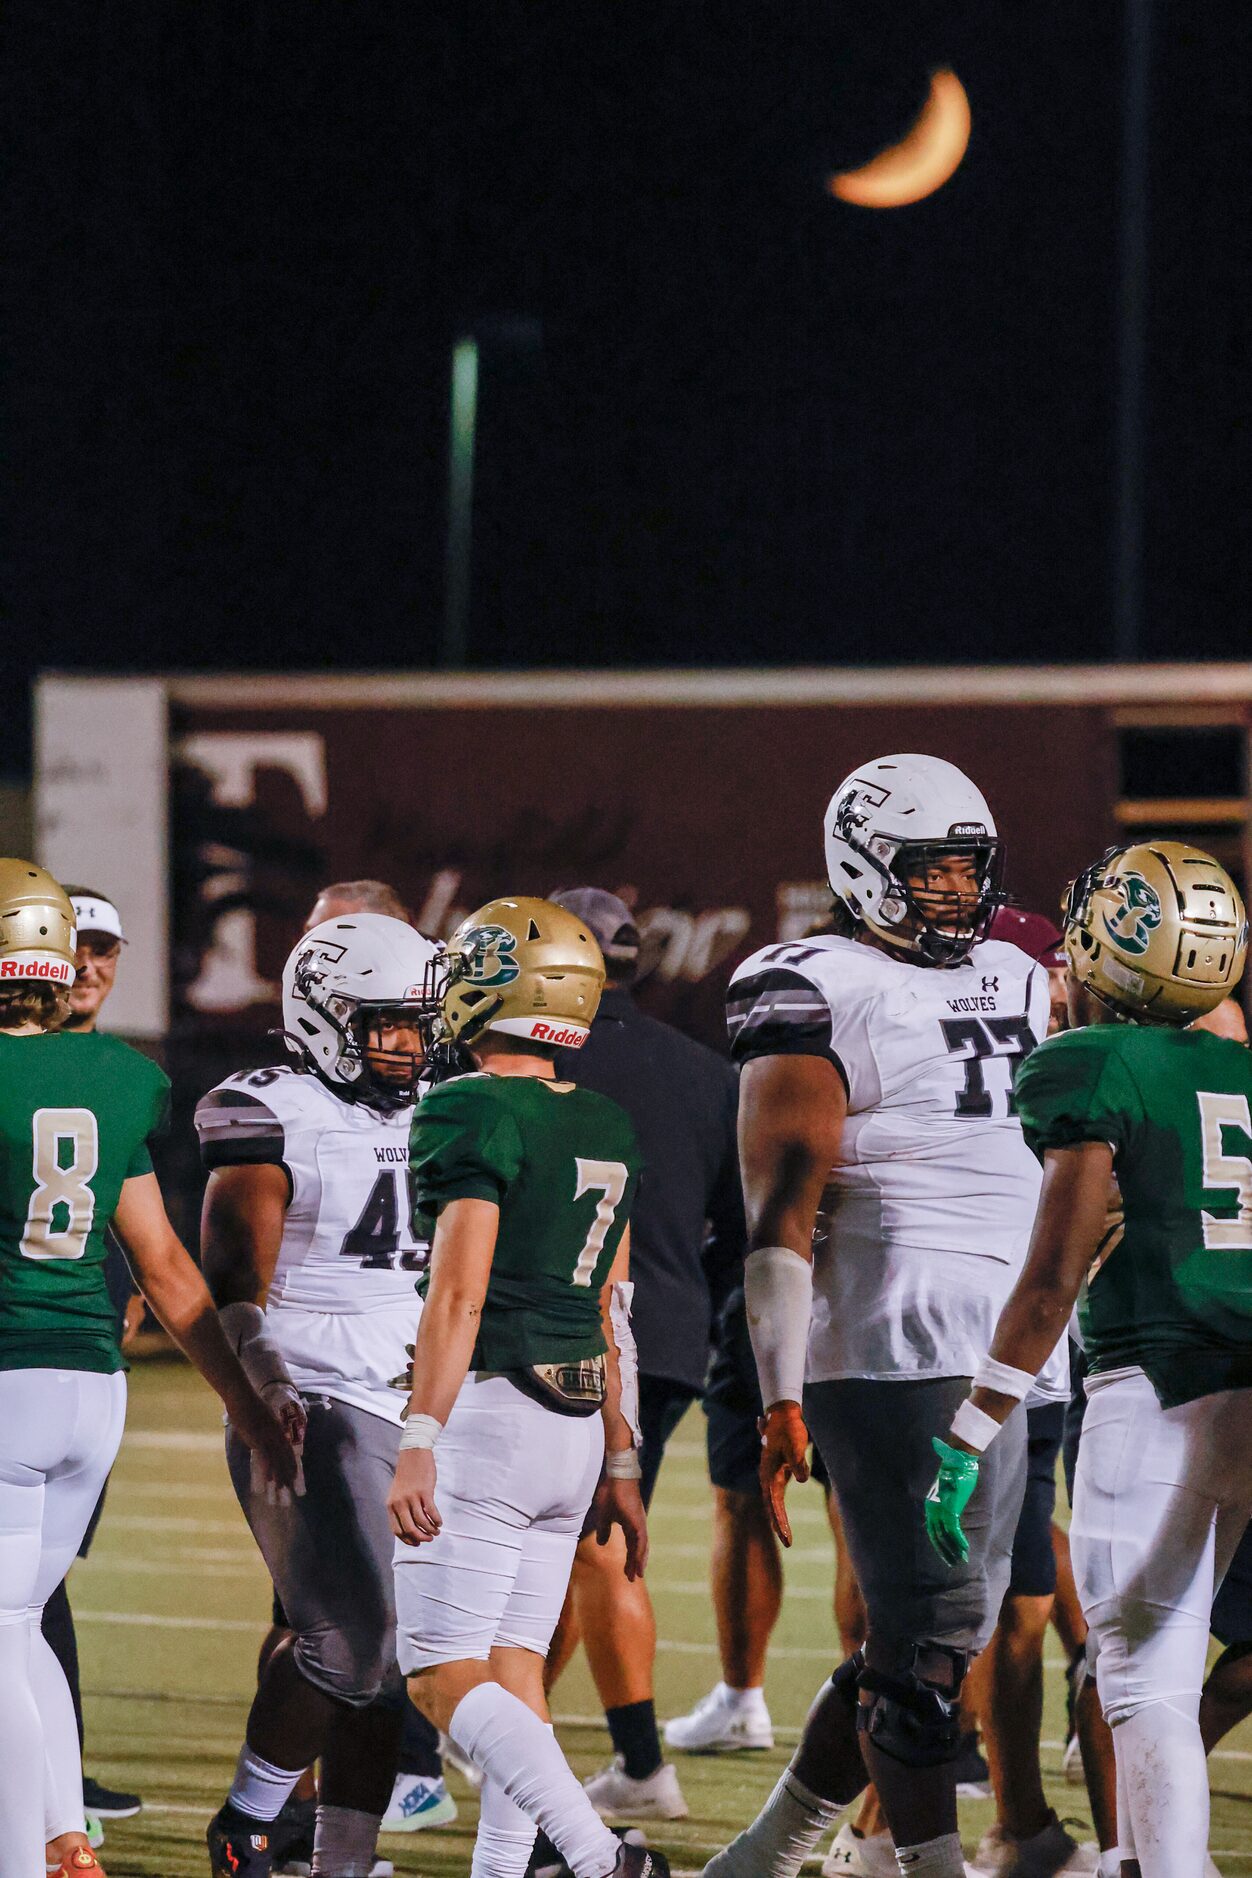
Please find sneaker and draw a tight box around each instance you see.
[86,1816,105,1851]
[381,1771,458,1833]
[583,1756,689,1821]
[529,1823,646,1878]
[970,1815,1099,1877]
[954,1730,993,1801]
[664,1683,774,1753]
[82,1776,141,1819]
[439,1728,485,1790]
[822,1822,898,1877]
[207,1802,274,1878]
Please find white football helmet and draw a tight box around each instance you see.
[281,913,442,1108]
[824,753,1004,966]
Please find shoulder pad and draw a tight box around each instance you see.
[195,1067,320,1168]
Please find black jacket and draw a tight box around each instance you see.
[556,985,746,1391]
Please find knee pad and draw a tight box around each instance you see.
[857,1643,969,1768]
[829,1650,865,1716]
[291,1625,391,1710]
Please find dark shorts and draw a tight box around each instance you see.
[1008,1402,1064,1598]
[805,1375,1028,1662]
[704,1287,828,1496]
[1212,1517,1252,1647]
[639,1372,700,1510]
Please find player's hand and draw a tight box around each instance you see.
[759,1401,810,1548]
[231,1386,303,1505]
[592,1477,649,1581]
[120,1292,147,1350]
[261,1378,308,1452]
[388,1448,442,1547]
[924,1436,980,1567]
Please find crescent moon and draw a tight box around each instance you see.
[829,69,971,210]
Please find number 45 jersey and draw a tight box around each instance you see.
[195,1065,427,1422]
[727,934,1051,1383]
[409,1072,641,1373]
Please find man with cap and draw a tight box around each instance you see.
[39,888,145,1835]
[543,888,747,1825]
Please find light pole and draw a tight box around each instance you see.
[442,335,479,669]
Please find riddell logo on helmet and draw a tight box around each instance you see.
[530,1021,586,1047]
[0,959,72,982]
[948,822,987,838]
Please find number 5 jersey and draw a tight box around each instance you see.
[0,1029,169,1374]
[195,1065,427,1422]
[727,933,1053,1383]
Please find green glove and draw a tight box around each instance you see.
[924,1436,981,1567]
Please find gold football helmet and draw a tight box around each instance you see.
[1063,841,1247,1026]
[0,859,77,987]
[439,896,605,1048]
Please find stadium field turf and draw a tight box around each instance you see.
[75,1356,1252,1876]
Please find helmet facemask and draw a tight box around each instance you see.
[834,788,1004,966]
[289,954,441,1109]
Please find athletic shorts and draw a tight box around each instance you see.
[227,1391,401,1708]
[1008,1402,1064,1598]
[638,1372,699,1510]
[394,1371,605,1671]
[805,1374,1027,1663]
[1212,1518,1252,1647]
[705,1287,828,1496]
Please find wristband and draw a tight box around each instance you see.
[605,1447,643,1481]
[744,1245,813,1410]
[973,1354,1036,1400]
[219,1300,295,1397]
[399,1413,443,1452]
[950,1398,1002,1454]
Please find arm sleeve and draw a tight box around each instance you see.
[725,964,850,1091]
[1014,1032,1143,1159]
[194,1082,290,1173]
[409,1082,525,1212]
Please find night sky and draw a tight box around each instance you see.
[6,3,1251,774]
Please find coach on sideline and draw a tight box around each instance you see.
[545,887,746,1824]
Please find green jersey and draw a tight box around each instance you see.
[1015,1022,1252,1407]
[0,1030,170,1375]
[409,1071,642,1372]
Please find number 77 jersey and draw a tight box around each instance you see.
[726,933,1050,1381]
[408,1072,642,1373]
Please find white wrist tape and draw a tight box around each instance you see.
[950,1398,1003,1454]
[399,1413,442,1452]
[973,1354,1037,1401]
[744,1245,812,1410]
[605,1447,643,1480]
[218,1301,296,1397]
[609,1280,642,1446]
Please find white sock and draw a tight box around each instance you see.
[313,1802,382,1877]
[227,1743,305,1823]
[720,1680,768,1711]
[450,1684,621,1878]
[895,1832,965,1878]
[31,1625,86,1840]
[1098,1854,1125,1878]
[720,1767,843,1878]
[473,1774,541,1878]
[0,1620,45,1878]
[1113,1701,1208,1878]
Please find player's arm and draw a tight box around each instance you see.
[739,1053,847,1545]
[591,1228,648,1579]
[925,1140,1113,1564]
[110,1173,297,1491]
[387,1195,499,1546]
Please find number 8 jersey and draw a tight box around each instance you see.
[727,933,1051,1382]
[409,1072,641,1372]
[195,1064,428,1421]
[0,1029,169,1374]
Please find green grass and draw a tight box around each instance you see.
[74,1358,1252,1875]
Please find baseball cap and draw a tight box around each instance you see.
[988,905,1064,969]
[549,888,640,963]
[68,891,126,945]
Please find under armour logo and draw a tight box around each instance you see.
[830,1852,853,1867]
[981,976,999,993]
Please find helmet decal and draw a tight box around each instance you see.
[1100,872,1162,957]
[457,924,521,989]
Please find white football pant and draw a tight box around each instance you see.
[0,1367,126,1873]
[1071,1366,1252,1878]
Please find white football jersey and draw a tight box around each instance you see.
[195,1065,427,1422]
[728,933,1065,1389]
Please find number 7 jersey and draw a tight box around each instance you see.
[727,933,1051,1382]
[0,1029,170,1375]
[409,1072,641,1373]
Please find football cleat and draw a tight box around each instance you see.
[380,1771,458,1833]
[664,1683,774,1753]
[82,1774,141,1818]
[822,1823,898,1877]
[583,1756,688,1821]
[47,1851,107,1877]
[86,1815,105,1850]
[207,1802,273,1877]
[528,1823,646,1878]
[613,1844,669,1878]
[969,1815,1098,1877]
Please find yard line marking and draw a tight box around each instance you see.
[120,1429,225,1452]
[87,1555,258,1579]
[93,1513,251,1538]
[76,1609,265,1634]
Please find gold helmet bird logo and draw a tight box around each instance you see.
[1100,873,1163,957]
[456,924,521,989]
